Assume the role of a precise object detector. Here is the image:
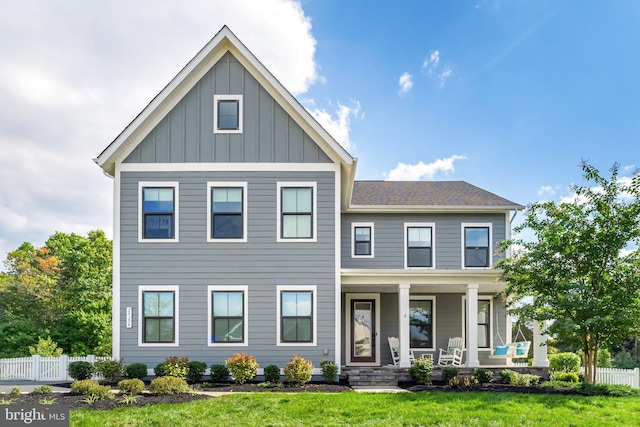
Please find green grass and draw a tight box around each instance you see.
[70,391,640,426]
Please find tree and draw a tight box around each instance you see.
[497,162,640,384]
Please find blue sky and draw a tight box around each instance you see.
[0,0,638,261]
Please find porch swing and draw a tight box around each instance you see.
[489,317,531,360]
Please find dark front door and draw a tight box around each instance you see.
[350,299,376,363]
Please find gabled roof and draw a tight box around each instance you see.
[349,181,523,212]
[94,25,354,176]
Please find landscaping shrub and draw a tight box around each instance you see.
[549,352,581,374]
[187,361,207,383]
[94,359,124,384]
[409,357,433,385]
[70,379,113,400]
[320,360,339,384]
[283,355,314,385]
[154,362,167,378]
[9,387,21,395]
[515,373,540,386]
[264,364,281,384]
[162,356,189,379]
[554,372,579,383]
[29,385,53,395]
[474,368,493,384]
[118,379,145,396]
[210,364,230,383]
[449,375,477,388]
[149,376,191,395]
[442,367,458,383]
[499,369,518,385]
[69,361,94,381]
[124,363,148,380]
[226,353,259,384]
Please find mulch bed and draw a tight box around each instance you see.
[399,381,582,395]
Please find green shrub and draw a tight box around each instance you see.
[612,350,638,369]
[70,379,113,400]
[499,369,518,385]
[549,352,581,373]
[162,356,189,379]
[124,363,148,379]
[320,360,339,384]
[154,362,167,377]
[210,364,230,383]
[449,375,477,388]
[28,336,63,357]
[9,387,20,395]
[283,355,314,385]
[118,378,145,396]
[577,382,640,397]
[264,364,281,384]
[409,357,433,385]
[474,368,493,384]
[29,385,53,395]
[149,376,191,395]
[94,359,124,384]
[226,353,259,384]
[498,369,540,386]
[554,372,579,382]
[186,361,207,383]
[442,367,458,383]
[69,361,94,381]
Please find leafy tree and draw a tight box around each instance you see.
[28,336,64,357]
[498,162,640,384]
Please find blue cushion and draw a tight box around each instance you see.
[516,342,525,356]
[493,345,509,356]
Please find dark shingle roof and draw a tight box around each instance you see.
[351,181,523,209]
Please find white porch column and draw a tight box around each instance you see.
[466,284,480,367]
[398,283,411,367]
[532,320,549,367]
[505,312,514,367]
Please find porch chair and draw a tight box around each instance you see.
[387,337,415,366]
[437,337,464,366]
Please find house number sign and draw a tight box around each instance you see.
[126,307,132,328]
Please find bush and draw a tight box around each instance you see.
[474,368,493,384]
[499,369,518,385]
[118,378,145,396]
[29,385,53,395]
[612,350,637,369]
[283,355,314,385]
[69,361,94,381]
[28,336,63,357]
[449,375,477,388]
[442,367,458,383]
[210,364,230,383]
[409,357,433,385]
[549,352,581,373]
[162,356,189,379]
[499,369,540,386]
[226,353,259,384]
[9,387,21,395]
[71,379,113,400]
[124,363,148,380]
[149,376,191,395]
[154,362,167,378]
[187,361,207,383]
[554,372,579,382]
[264,364,281,384]
[320,360,339,384]
[94,359,124,384]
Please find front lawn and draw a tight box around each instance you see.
[71,391,640,426]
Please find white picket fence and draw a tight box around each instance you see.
[511,363,640,389]
[0,355,110,381]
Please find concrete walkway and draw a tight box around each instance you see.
[352,386,408,393]
[0,381,71,394]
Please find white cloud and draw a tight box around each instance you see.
[538,185,557,196]
[422,50,440,73]
[398,72,414,95]
[308,100,362,152]
[384,155,467,181]
[438,66,454,87]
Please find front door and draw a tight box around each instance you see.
[350,299,376,363]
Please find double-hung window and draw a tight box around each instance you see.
[139,182,179,242]
[409,297,435,349]
[463,224,491,268]
[462,297,492,349]
[207,183,247,242]
[277,286,316,346]
[208,286,248,345]
[352,223,374,257]
[214,95,243,133]
[405,223,434,268]
[139,286,179,346]
[277,182,317,241]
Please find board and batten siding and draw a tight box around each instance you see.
[123,52,331,165]
[119,170,337,367]
[341,213,507,270]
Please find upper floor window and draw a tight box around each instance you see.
[139,182,179,242]
[277,285,317,346]
[410,297,435,349]
[405,223,434,268]
[214,95,243,133]
[352,223,374,258]
[207,182,247,242]
[463,224,491,268]
[277,182,317,242]
[139,285,179,347]
[208,286,248,345]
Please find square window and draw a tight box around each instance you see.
[214,95,243,133]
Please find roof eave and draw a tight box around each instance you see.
[345,204,525,213]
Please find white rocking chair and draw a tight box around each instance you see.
[437,337,465,366]
[388,337,415,365]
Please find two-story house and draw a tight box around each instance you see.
[95,26,546,377]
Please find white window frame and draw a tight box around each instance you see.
[461,296,493,351]
[138,181,179,243]
[214,94,243,134]
[207,285,248,347]
[351,222,374,258]
[276,285,317,347]
[276,182,317,242]
[138,285,179,347]
[461,223,492,269]
[207,182,248,243]
[404,222,436,269]
[409,295,436,352]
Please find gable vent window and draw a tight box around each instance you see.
[214,95,243,134]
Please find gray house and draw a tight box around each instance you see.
[95,26,548,376]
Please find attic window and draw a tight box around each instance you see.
[214,95,243,133]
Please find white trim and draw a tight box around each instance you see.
[334,169,342,369]
[461,295,494,350]
[461,223,493,269]
[120,163,339,173]
[213,94,243,134]
[206,182,248,243]
[351,222,375,258]
[112,165,121,359]
[276,182,317,242]
[345,293,381,366]
[138,285,179,347]
[276,285,317,347]
[207,285,249,347]
[138,181,179,243]
[404,222,436,269]
[409,295,437,352]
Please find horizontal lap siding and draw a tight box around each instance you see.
[120,171,337,367]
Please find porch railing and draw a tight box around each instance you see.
[0,355,110,382]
